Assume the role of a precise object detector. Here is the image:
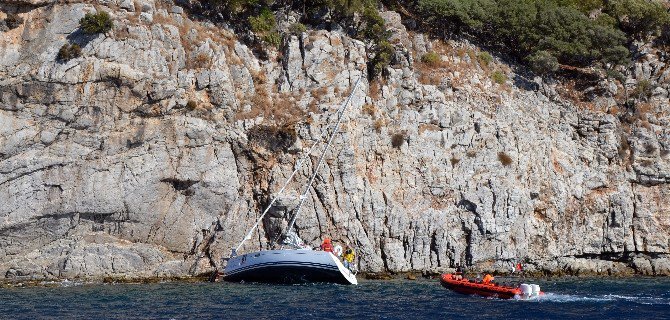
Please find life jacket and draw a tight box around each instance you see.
[321,242,334,252]
[343,250,355,262]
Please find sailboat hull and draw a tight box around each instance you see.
[223,249,357,285]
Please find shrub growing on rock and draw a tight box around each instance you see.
[606,69,625,83]
[477,51,492,66]
[248,125,297,152]
[421,52,441,66]
[361,7,394,80]
[527,50,559,75]
[80,11,113,34]
[57,43,82,62]
[362,104,377,117]
[288,22,307,35]
[491,70,506,84]
[249,8,276,34]
[374,119,385,132]
[263,32,282,47]
[498,152,513,166]
[186,100,198,110]
[191,52,212,69]
[605,0,670,40]
[391,132,407,148]
[418,0,630,73]
[633,80,653,99]
[5,13,24,30]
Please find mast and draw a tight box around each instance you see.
[233,75,363,254]
[282,75,362,240]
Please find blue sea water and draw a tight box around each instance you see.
[1,277,669,319]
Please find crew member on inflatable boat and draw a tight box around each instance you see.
[482,274,494,284]
[454,264,464,280]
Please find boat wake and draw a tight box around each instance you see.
[531,293,670,305]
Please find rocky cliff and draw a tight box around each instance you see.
[1,0,669,281]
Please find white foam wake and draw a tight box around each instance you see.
[530,293,670,305]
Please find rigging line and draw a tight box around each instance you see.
[234,137,322,253]
[234,76,363,253]
[281,75,363,241]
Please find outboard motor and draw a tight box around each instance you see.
[520,284,532,298]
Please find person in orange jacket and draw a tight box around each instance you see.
[320,238,334,253]
[483,273,494,284]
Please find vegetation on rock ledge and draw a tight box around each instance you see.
[416,0,670,73]
[57,43,82,62]
[198,0,669,81]
[79,11,113,34]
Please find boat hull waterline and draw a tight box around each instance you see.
[440,274,543,299]
[224,250,357,285]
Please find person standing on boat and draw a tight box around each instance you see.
[343,247,355,270]
[454,264,464,280]
[320,238,334,253]
[483,274,495,285]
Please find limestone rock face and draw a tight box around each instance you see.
[0,2,669,281]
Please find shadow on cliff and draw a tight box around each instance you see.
[65,28,99,48]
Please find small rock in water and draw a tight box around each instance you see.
[365,273,393,280]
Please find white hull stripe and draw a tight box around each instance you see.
[225,261,340,277]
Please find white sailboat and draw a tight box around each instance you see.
[223,77,362,285]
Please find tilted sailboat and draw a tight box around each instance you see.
[223,77,362,285]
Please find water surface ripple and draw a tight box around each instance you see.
[1,278,669,319]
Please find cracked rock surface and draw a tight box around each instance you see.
[1,1,669,281]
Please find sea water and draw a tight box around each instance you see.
[1,277,669,319]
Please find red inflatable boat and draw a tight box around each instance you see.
[440,274,543,299]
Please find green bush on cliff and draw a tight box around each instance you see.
[79,11,113,34]
[249,8,276,34]
[491,70,506,84]
[605,0,670,40]
[289,23,307,35]
[262,32,282,47]
[198,0,669,81]
[359,6,393,79]
[477,51,492,66]
[418,0,494,34]
[421,51,441,65]
[203,0,394,78]
[527,50,559,75]
[553,0,604,13]
[369,40,394,79]
[57,43,82,62]
[207,0,259,15]
[248,8,283,47]
[417,0,630,70]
